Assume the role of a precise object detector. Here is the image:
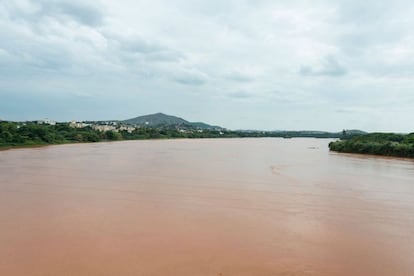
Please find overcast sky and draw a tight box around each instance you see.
[1,0,413,131]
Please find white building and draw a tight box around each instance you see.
[69,121,89,128]
[92,125,117,132]
[37,119,56,125]
[118,126,136,133]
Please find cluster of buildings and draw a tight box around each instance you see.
[35,119,216,135]
[37,119,56,125]
[69,121,136,133]
[69,121,90,128]
[35,118,137,133]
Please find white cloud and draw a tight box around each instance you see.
[0,0,414,132]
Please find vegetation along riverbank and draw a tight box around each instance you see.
[329,133,414,158]
[0,120,349,149]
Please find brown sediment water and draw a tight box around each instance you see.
[1,138,414,275]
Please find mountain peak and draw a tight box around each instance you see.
[122,113,222,129]
[123,113,187,126]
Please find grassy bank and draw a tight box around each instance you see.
[329,133,414,158]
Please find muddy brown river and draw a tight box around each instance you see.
[1,138,414,275]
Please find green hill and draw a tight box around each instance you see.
[122,113,222,129]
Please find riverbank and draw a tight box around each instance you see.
[329,133,414,158]
[1,121,347,150]
[0,144,50,151]
[0,121,236,150]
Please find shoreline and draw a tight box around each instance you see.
[329,134,414,160]
[329,147,414,160]
[329,150,414,162]
[0,144,51,151]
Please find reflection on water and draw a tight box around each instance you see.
[1,138,414,275]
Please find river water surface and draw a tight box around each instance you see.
[1,138,414,275]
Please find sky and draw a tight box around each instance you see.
[1,0,414,132]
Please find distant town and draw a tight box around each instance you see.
[33,112,225,134]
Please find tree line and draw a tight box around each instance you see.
[0,121,238,147]
[329,133,414,158]
[1,121,351,149]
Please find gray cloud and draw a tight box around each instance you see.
[224,71,255,82]
[111,34,184,63]
[173,73,207,86]
[118,37,164,54]
[227,91,251,99]
[299,56,347,77]
[3,0,104,27]
[47,1,103,26]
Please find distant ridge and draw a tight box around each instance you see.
[122,113,222,129]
